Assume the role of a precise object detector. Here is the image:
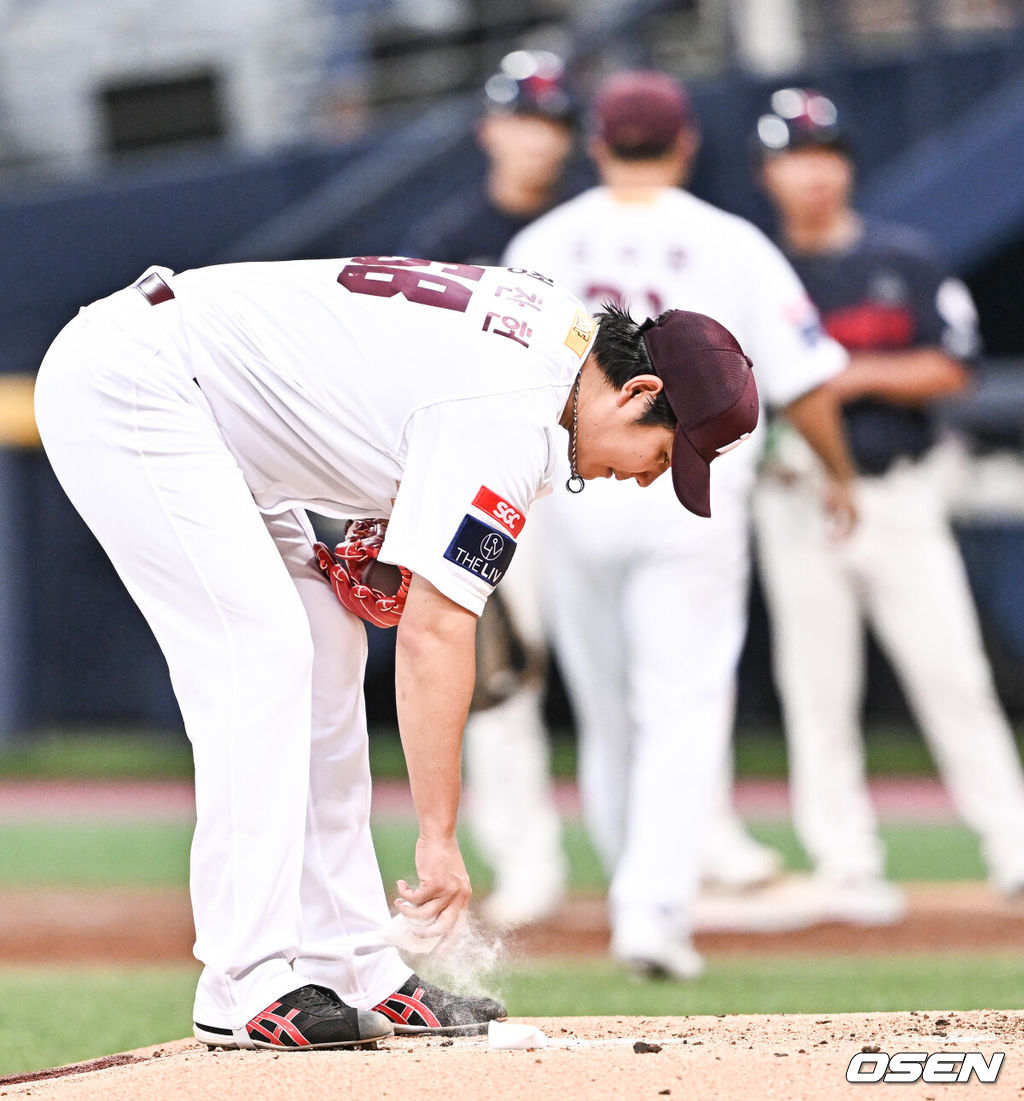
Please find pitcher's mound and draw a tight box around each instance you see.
[3,1010,1021,1101]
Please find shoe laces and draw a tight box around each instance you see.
[287,985,342,1014]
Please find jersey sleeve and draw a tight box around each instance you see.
[739,228,849,408]
[935,276,981,360]
[900,238,981,360]
[379,399,554,615]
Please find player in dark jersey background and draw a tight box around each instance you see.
[786,219,976,477]
[398,49,578,268]
[752,88,1024,923]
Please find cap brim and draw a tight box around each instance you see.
[670,426,711,518]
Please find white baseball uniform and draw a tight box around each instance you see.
[501,186,847,948]
[33,257,594,1028]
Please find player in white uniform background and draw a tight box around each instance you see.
[33,255,758,1045]
[497,72,857,978]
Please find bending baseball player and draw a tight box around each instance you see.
[34,256,757,1050]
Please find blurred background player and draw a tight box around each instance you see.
[399,48,577,267]
[399,49,578,926]
[498,70,857,977]
[752,87,1024,921]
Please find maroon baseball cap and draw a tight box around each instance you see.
[595,70,694,154]
[640,311,759,517]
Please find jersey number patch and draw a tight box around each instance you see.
[339,257,485,313]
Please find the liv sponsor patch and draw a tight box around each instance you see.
[444,515,516,586]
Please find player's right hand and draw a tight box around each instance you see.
[823,477,858,542]
[394,834,471,940]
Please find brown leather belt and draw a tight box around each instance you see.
[136,271,175,306]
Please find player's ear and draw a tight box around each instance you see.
[588,136,610,166]
[616,375,663,407]
[679,126,702,169]
[476,114,497,153]
[754,156,773,193]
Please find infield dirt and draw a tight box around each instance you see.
[2,1011,1022,1100]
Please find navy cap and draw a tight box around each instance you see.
[483,50,576,123]
[755,87,850,156]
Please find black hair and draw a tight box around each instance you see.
[607,139,675,161]
[591,302,677,429]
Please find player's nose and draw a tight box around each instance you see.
[634,467,667,488]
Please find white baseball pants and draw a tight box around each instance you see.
[34,284,410,1029]
[754,457,1024,890]
[541,479,751,939]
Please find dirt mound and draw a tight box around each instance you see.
[2,1011,1021,1100]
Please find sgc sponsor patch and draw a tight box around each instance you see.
[444,515,516,587]
[472,485,525,537]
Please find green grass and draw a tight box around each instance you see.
[491,953,1024,1018]
[0,730,195,780]
[0,820,988,890]
[371,820,609,894]
[746,822,988,883]
[731,723,1024,779]
[0,823,194,886]
[0,965,200,1078]
[372,819,989,894]
[5,726,1024,782]
[3,953,1023,1078]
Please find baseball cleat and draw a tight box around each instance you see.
[610,918,705,982]
[372,974,506,1036]
[991,867,1024,899]
[812,876,907,926]
[612,941,705,982]
[193,984,393,1050]
[693,873,823,934]
[701,840,785,891]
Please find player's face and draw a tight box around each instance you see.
[575,378,674,487]
[759,147,853,223]
[478,114,573,190]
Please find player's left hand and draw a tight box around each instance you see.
[395,835,472,941]
[823,477,858,541]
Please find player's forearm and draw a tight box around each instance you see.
[828,349,969,406]
[394,576,478,841]
[783,382,857,484]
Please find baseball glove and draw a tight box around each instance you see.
[313,519,411,629]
